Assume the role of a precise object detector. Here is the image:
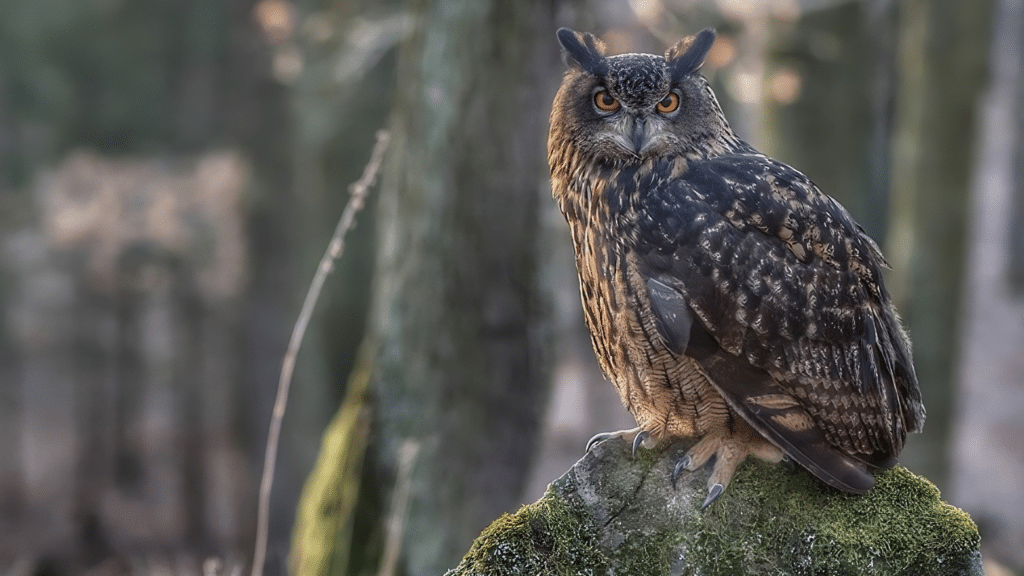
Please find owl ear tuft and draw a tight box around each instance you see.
[557,28,608,75]
[666,28,716,78]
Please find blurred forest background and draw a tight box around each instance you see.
[0,0,1022,575]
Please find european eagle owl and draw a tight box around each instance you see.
[547,28,925,508]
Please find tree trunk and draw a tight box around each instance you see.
[292,1,567,574]
[885,0,992,488]
[950,0,1024,569]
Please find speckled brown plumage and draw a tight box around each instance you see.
[547,28,925,506]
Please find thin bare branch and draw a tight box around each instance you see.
[252,129,390,576]
[375,439,420,576]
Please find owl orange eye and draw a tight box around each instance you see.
[656,92,680,113]
[593,89,620,113]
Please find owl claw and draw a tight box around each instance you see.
[585,427,644,453]
[701,483,724,509]
[671,449,727,508]
[671,454,690,489]
[632,430,650,457]
[585,433,610,453]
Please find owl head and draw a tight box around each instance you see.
[550,28,732,165]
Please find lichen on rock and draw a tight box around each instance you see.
[446,436,983,576]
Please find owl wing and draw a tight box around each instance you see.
[625,152,924,491]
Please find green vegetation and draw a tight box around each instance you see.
[693,462,979,575]
[449,452,980,576]
[446,496,608,576]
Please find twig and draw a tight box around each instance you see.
[375,440,420,576]
[252,130,390,576]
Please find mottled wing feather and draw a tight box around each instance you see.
[620,153,922,467]
[679,320,877,493]
[644,277,693,354]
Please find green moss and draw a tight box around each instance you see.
[608,530,683,576]
[291,342,379,576]
[446,496,609,576]
[690,462,980,576]
[450,438,980,575]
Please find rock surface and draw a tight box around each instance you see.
[446,436,983,575]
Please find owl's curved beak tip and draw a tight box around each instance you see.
[630,116,648,155]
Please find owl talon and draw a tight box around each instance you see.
[701,483,724,509]
[671,454,691,489]
[585,427,643,453]
[585,433,610,453]
[632,430,651,457]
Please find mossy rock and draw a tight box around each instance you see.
[446,437,982,575]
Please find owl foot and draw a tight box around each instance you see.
[670,429,783,509]
[585,427,655,456]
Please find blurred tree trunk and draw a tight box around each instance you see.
[951,0,1024,568]
[291,1,566,574]
[0,0,409,572]
[885,0,991,487]
[251,1,403,569]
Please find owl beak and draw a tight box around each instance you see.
[608,113,659,157]
[624,114,662,156]
[630,116,649,155]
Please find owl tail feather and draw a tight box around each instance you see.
[695,350,877,494]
